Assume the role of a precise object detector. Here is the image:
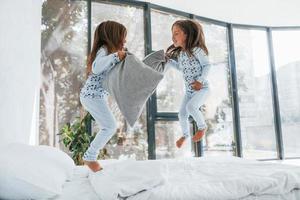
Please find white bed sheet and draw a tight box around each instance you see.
[127,188,300,200]
[124,157,300,200]
[51,166,98,200]
[51,158,300,200]
[242,189,300,200]
[51,160,130,200]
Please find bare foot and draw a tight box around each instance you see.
[176,136,186,148]
[83,160,103,172]
[192,128,206,142]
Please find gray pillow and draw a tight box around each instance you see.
[102,51,165,127]
[143,50,166,73]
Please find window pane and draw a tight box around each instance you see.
[197,21,235,157]
[92,2,145,59]
[91,2,147,160]
[233,28,277,159]
[272,30,300,157]
[155,121,194,159]
[40,0,87,147]
[151,9,187,112]
[152,10,235,156]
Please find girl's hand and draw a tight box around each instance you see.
[117,50,126,61]
[191,81,202,91]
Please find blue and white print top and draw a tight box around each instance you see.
[80,46,120,99]
[166,47,211,94]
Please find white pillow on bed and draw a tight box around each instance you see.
[0,143,75,200]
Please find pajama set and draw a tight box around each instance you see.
[80,46,120,161]
[166,47,211,138]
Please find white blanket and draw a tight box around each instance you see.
[89,160,165,200]
[126,157,300,200]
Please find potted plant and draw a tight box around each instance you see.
[58,113,94,165]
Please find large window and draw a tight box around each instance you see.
[41,0,300,161]
[272,29,300,157]
[233,28,277,159]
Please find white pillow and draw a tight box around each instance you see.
[0,143,75,199]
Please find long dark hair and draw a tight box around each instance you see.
[166,20,208,59]
[86,20,127,76]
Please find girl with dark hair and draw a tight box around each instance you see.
[80,20,127,172]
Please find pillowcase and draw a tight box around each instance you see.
[0,143,75,199]
[143,50,166,73]
[103,51,165,127]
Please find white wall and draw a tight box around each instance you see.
[142,0,300,27]
[0,0,41,147]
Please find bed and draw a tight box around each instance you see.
[1,144,300,200]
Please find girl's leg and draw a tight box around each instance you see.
[186,88,210,141]
[176,93,191,148]
[80,97,117,162]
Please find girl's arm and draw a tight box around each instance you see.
[92,47,120,75]
[164,58,180,72]
[194,47,211,83]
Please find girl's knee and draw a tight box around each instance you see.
[102,120,117,132]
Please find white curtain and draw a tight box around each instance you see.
[0,0,41,147]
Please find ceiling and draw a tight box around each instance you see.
[138,0,300,27]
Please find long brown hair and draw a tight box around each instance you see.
[86,20,127,76]
[166,20,208,59]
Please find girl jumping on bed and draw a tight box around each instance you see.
[165,20,211,148]
[80,20,127,172]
